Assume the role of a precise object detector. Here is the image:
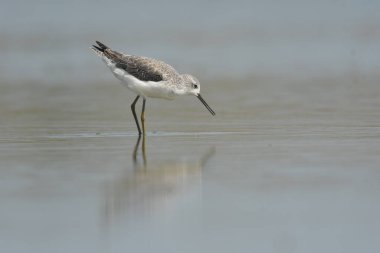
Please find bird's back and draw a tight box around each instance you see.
[92,41,181,83]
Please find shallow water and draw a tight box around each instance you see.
[2,0,380,252]
[1,74,380,252]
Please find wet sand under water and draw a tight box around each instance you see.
[1,74,380,253]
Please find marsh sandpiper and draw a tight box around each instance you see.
[91,41,215,135]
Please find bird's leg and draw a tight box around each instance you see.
[131,95,142,135]
[141,98,146,135]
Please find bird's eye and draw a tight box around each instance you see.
[192,84,198,89]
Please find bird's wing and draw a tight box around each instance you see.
[113,55,165,82]
[93,41,178,82]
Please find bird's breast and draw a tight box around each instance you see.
[106,63,176,100]
[122,74,175,100]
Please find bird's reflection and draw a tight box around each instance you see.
[132,134,147,168]
[102,135,215,226]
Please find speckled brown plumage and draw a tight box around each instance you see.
[93,41,181,83]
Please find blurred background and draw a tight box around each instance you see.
[1,0,380,252]
[1,0,380,83]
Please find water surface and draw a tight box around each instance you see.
[1,0,380,252]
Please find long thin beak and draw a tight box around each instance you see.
[197,94,215,116]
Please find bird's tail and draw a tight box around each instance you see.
[90,41,110,56]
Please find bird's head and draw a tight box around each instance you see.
[181,74,215,116]
[181,74,200,95]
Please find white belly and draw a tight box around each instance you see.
[104,58,176,100]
